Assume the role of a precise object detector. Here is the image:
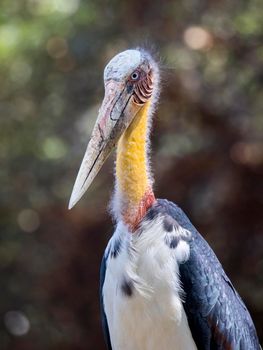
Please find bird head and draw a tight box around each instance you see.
[68,49,159,209]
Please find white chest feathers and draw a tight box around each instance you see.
[102,216,197,350]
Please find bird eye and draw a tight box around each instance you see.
[130,71,140,81]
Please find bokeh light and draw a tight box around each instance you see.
[17,209,40,233]
[4,311,30,336]
[42,136,67,160]
[183,26,213,50]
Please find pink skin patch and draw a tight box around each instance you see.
[124,189,156,232]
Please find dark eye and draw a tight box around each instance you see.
[130,71,140,81]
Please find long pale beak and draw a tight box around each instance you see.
[68,80,139,209]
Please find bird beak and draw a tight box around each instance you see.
[68,80,141,209]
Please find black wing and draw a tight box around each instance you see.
[99,250,112,350]
[159,199,260,350]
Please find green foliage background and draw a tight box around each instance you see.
[0,0,262,349]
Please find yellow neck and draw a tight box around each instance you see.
[116,102,155,229]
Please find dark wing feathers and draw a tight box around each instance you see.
[99,199,260,350]
[99,250,112,350]
[160,199,260,350]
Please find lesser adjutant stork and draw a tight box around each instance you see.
[69,49,260,350]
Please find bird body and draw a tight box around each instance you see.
[101,210,197,350]
[69,49,260,349]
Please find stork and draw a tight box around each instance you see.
[69,49,260,350]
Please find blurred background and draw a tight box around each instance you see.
[0,0,262,349]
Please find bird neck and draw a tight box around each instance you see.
[114,101,155,231]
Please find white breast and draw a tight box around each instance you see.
[103,217,197,350]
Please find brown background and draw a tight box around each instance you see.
[0,0,262,349]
